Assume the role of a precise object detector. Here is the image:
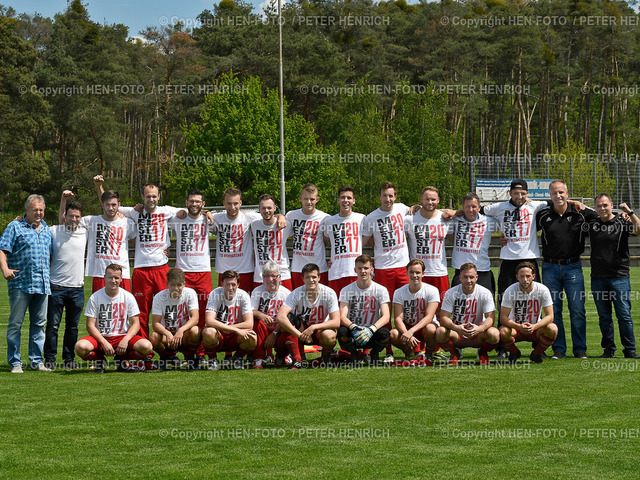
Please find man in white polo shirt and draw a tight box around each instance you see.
[44,193,88,369]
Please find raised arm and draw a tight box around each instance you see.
[59,190,74,224]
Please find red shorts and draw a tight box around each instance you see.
[328,276,357,297]
[253,319,289,358]
[394,327,426,342]
[254,278,293,292]
[423,275,449,302]
[455,337,483,348]
[374,267,409,300]
[92,277,131,293]
[217,330,256,352]
[285,328,325,347]
[185,271,213,327]
[291,271,329,290]
[218,272,253,293]
[513,330,539,344]
[80,334,145,352]
[133,264,170,338]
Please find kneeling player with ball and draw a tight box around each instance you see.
[390,260,440,361]
[202,270,257,370]
[277,263,340,369]
[436,263,499,365]
[74,264,153,372]
[150,267,201,369]
[337,254,391,366]
[499,261,556,363]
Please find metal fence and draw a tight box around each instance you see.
[468,155,640,207]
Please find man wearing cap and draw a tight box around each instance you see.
[480,180,548,358]
[482,180,547,304]
[536,180,595,359]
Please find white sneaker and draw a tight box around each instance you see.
[383,353,394,364]
[208,358,220,371]
[11,365,23,374]
[31,363,52,372]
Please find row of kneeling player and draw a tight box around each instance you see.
[74,257,557,371]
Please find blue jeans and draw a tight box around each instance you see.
[7,289,48,367]
[44,285,84,363]
[542,261,587,355]
[591,277,637,354]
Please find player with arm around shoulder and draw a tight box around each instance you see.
[390,260,440,362]
[150,267,201,369]
[74,264,153,372]
[436,263,499,365]
[251,261,291,369]
[276,263,340,369]
[202,270,257,370]
[337,254,392,366]
[499,261,557,363]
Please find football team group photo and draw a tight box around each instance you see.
[3,175,638,373]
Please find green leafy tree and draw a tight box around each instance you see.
[164,73,344,212]
[0,15,51,211]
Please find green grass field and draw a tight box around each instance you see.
[1,269,639,479]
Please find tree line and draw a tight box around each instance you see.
[1,0,638,225]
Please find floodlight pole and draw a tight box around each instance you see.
[278,0,286,214]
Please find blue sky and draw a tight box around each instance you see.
[5,0,266,37]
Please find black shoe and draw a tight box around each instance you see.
[508,349,521,363]
[196,354,208,370]
[495,350,508,360]
[44,361,57,371]
[624,351,640,359]
[289,361,303,370]
[551,351,566,360]
[361,353,372,366]
[574,352,588,359]
[94,359,106,373]
[184,355,197,370]
[530,352,544,364]
[116,359,132,372]
[600,351,615,358]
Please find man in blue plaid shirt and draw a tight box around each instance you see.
[0,194,53,373]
